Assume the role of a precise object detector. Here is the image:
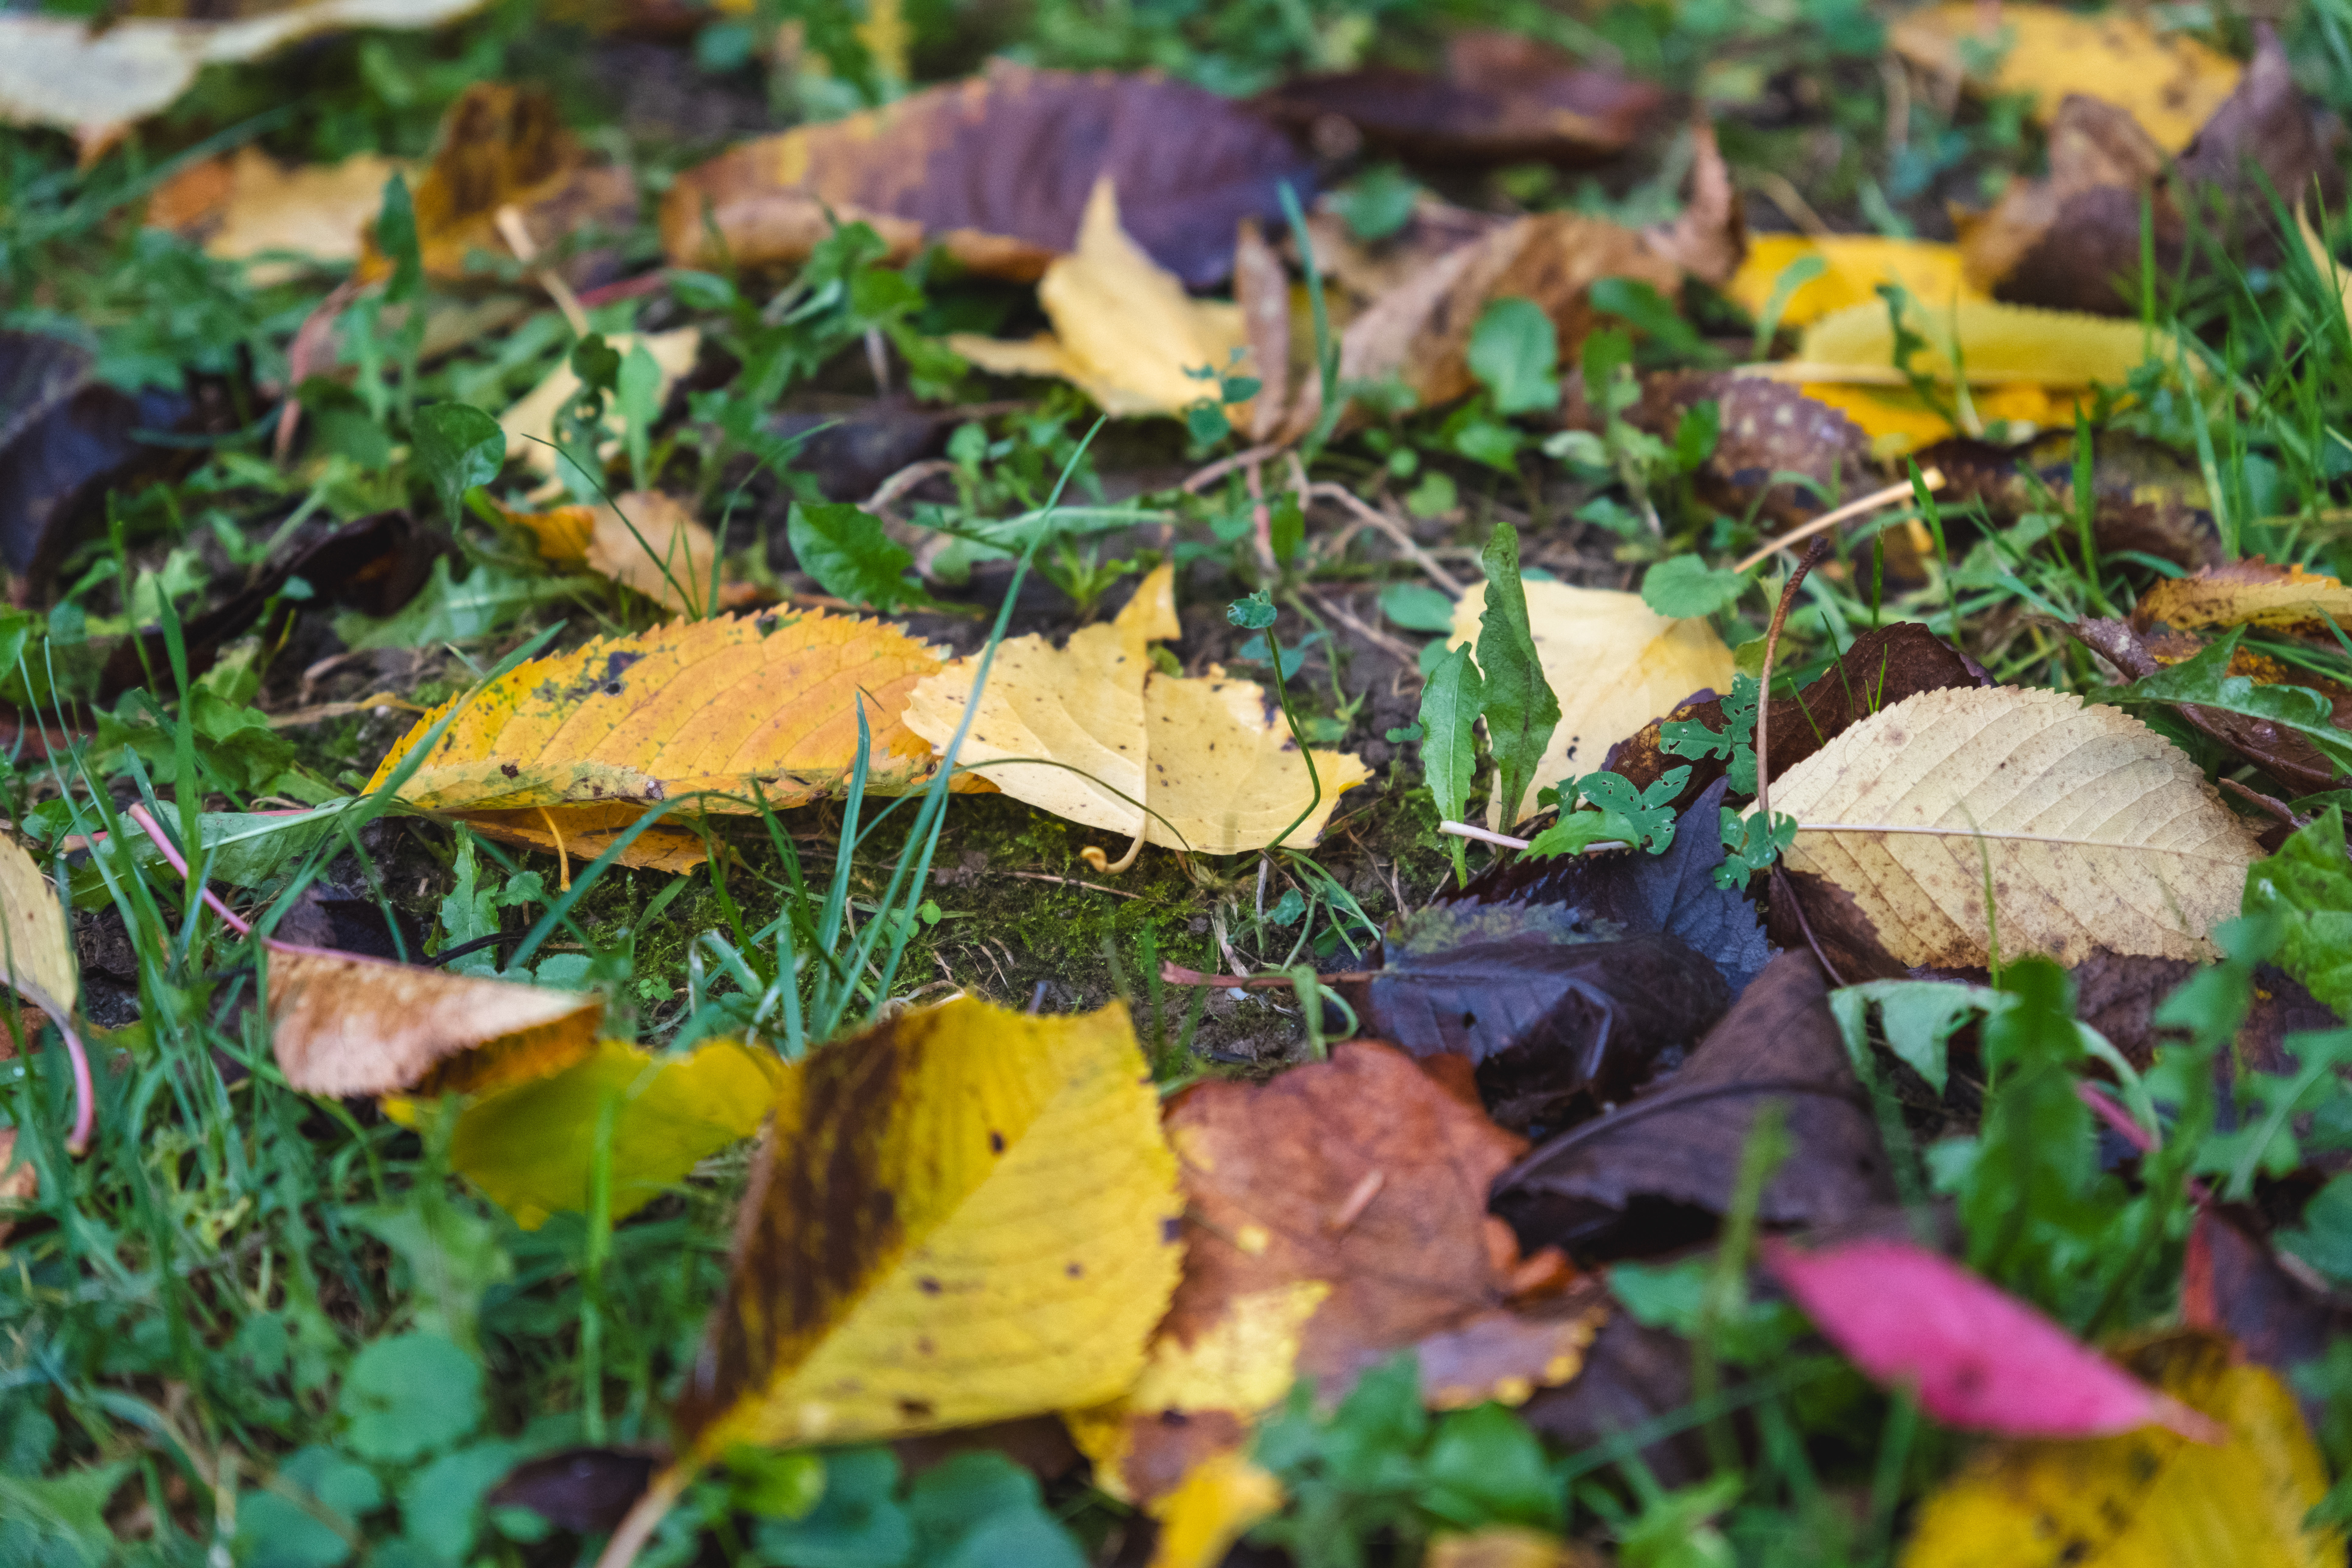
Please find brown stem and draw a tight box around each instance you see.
[1754,536,1830,831]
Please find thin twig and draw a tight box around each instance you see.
[865,459,955,516]
[1305,588,1420,665]
[1754,535,1830,833]
[495,205,590,337]
[995,870,1143,900]
[1293,458,1467,595]
[1731,471,1944,575]
[1181,442,1283,494]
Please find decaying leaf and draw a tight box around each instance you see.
[1759,685,2261,977]
[150,147,413,280]
[500,327,700,479]
[0,0,488,148]
[446,1037,782,1229]
[1621,371,1874,527]
[365,609,947,871]
[1918,432,2219,569]
[1493,952,1892,1263]
[673,997,1182,1455]
[2133,558,2352,640]
[1728,234,1987,331]
[661,61,1314,288]
[1071,1041,1603,1503]
[358,83,638,285]
[949,180,1252,418]
[268,946,601,1098]
[1448,580,1734,824]
[505,491,719,613]
[1255,30,1664,165]
[1,832,76,1023]
[1902,1332,2338,1567]
[2073,616,2346,797]
[904,565,1369,859]
[0,1127,35,1248]
[1955,94,2167,312]
[1888,3,2242,153]
[2,331,200,587]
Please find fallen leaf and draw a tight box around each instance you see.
[2244,807,2352,1024]
[1255,30,1664,164]
[358,83,638,285]
[1518,1308,1710,1486]
[1888,3,2241,153]
[1607,622,1991,813]
[0,0,489,149]
[365,609,946,871]
[1727,234,1987,330]
[2182,1206,2352,1416]
[1641,121,1746,289]
[1073,1040,1603,1503]
[1901,1331,2338,1567]
[150,146,414,281]
[672,996,1182,1455]
[1621,371,1874,527]
[444,1037,782,1229]
[505,490,719,613]
[1304,194,1509,304]
[268,946,601,1098]
[1144,1451,1285,1568]
[0,1127,35,1248]
[485,1447,660,1535]
[662,61,1315,288]
[903,564,1369,859]
[499,327,700,479]
[0,832,76,1022]
[1759,685,2260,976]
[1493,952,1892,1263]
[2073,617,2346,796]
[949,180,1252,418]
[2133,558,2352,640]
[1447,580,1734,823]
[1919,432,2219,569]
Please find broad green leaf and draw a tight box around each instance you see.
[754,1448,913,1566]
[411,403,505,530]
[333,556,585,653]
[1466,298,1559,417]
[1421,1405,1560,1533]
[2114,629,2352,776]
[1827,978,1993,1092]
[615,343,663,492]
[236,1448,381,1568]
[1334,163,1419,242]
[1380,583,1456,634]
[1473,522,1561,831]
[1416,642,1484,882]
[789,502,938,613]
[340,1333,483,1463]
[1641,555,1751,619]
[2243,806,2352,1021]
[376,174,422,305]
[2279,1171,2352,1286]
[400,1441,522,1562]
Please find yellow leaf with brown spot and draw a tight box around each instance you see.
[1903,1332,2339,1568]
[268,947,600,1099]
[446,1037,783,1230]
[1889,3,2242,153]
[2133,558,2352,640]
[0,832,75,1021]
[673,996,1181,1456]
[1427,1528,1602,1568]
[364,611,944,871]
[506,491,720,614]
[902,564,1369,858]
[1729,234,1988,330]
[1755,685,2260,975]
[950,179,1251,418]
[1448,580,1733,829]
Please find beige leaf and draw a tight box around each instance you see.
[949,179,1250,418]
[149,146,413,282]
[508,492,720,613]
[904,565,1369,857]
[0,1127,35,1249]
[268,947,601,1098]
[0,833,75,1020]
[1448,581,1734,825]
[500,327,701,479]
[1755,685,2260,971]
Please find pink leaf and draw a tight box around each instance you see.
[1763,1238,2222,1443]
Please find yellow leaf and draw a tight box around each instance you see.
[501,327,701,480]
[1903,1332,2339,1568]
[2133,558,2352,638]
[1729,234,1989,330]
[1798,380,2089,457]
[0,833,75,1020]
[1890,3,2241,153]
[364,610,945,871]
[902,564,1370,858]
[1755,685,2261,971]
[1147,1453,1286,1568]
[268,947,601,1098]
[1426,1528,1601,1568]
[672,996,1182,1457]
[507,492,720,614]
[447,1037,784,1230]
[1448,581,1733,829]
[949,179,1251,418]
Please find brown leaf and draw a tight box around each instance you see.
[1517,1311,1708,1486]
[661,62,1315,289]
[268,948,601,1098]
[1641,120,1745,289]
[1917,433,2221,570]
[1233,220,1293,444]
[485,1447,660,1534]
[2072,616,2344,795]
[1622,371,1874,529]
[1606,622,1990,811]
[2184,1206,2352,1432]
[1303,195,1508,304]
[2133,558,2352,641]
[1254,30,1663,165]
[1076,1041,1604,1503]
[1492,952,1895,1264]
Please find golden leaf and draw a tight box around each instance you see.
[446,1037,783,1230]
[149,146,413,282]
[949,179,1251,418]
[1447,580,1734,828]
[1427,1529,1602,1568]
[1146,1453,1286,1568]
[506,491,720,614]
[501,327,701,480]
[1728,234,1988,330]
[902,564,1370,858]
[0,832,76,1020]
[1889,3,2240,154]
[1755,685,2260,971]
[364,610,945,871]
[2133,558,2352,639]
[268,947,601,1098]
[672,996,1182,1457]
[1903,1332,2339,1567]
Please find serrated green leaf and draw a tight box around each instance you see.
[789,503,938,613]
[2116,628,2352,775]
[340,1334,483,1463]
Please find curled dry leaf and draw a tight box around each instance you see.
[358,83,637,286]
[1447,580,1734,824]
[1255,30,1664,165]
[1769,1240,2221,1441]
[1955,94,2166,311]
[0,0,487,147]
[500,327,700,479]
[1888,2,2242,153]
[1758,685,2261,978]
[1902,1331,2339,1567]
[1069,1040,1603,1504]
[2073,616,2344,797]
[366,610,947,872]
[672,997,1182,1455]
[949,180,1251,418]
[904,565,1369,859]
[149,147,414,280]
[505,491,720,614]
[1728,234,1987,331]
[662,61,1314,288]
[2132,558,2352,640]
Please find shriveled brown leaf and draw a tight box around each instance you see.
[1304,194,1508,305]
[1233,220,1294,444]
[1255,29,1663,165]
[506,490,719,613]
[1071,1041,1604,1504]
[2072,616,2345,795]
[1492,952,1893,1263]
[662,61,1313,288]
[359,82,637,286]
[1621,372,1874,529]
[1641,120,1745,289]
[1918,432,2221,569]
[268,947,601,1099]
